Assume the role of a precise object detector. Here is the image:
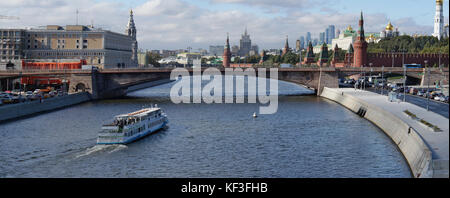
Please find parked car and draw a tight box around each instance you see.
[1,95,15,104]
[11,93,25,103]
[25,91,34,100]
[49,91,58,97]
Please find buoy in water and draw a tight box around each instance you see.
[253,112,258,118]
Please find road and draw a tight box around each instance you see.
[366,87,449,118]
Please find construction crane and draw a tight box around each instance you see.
[0,15,20,20]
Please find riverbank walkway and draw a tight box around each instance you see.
[334,88,449,177]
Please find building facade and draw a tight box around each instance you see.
[0,29,26,69]
[0,10,138,69]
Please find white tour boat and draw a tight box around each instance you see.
[97,106,168,144]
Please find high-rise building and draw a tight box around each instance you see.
[313,38,319,46]
[327,25,335,44]
[433,0,445,39]
[299,36,305,49]
[319,32,326,44]
[306,32,311,47]
[296,40,301,51]
[239,27,252,56]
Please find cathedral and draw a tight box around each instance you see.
[380,21,400,39]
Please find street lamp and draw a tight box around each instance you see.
[369,63,373,88]
[425,60,429,111]
[381,65,385,95]
[401,49,407,102]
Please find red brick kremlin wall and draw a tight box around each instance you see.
[366,53,449,67]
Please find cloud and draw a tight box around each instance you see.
[210,0,314,10]
[0,0,438,50]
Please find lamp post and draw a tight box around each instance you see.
[369,63,373,88]
[391,50,395,68]
[299,50,302,67]
[381,65,385,95]
[401,49,407,102]
[425,60,429,111]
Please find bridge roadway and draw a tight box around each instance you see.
[0,67,448,100]
[0,67,446,77]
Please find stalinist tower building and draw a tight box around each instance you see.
[433,0,445,39]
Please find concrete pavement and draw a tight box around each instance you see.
[321,88,449,178]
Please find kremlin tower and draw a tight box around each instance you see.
[353,11,368,67]
[223,33,231,68]
[282,35,290,56]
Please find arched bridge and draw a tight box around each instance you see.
[0,67,447,100]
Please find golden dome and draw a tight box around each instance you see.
[437,0,444,5]
[386,22,394,31]
[347,25,353,31]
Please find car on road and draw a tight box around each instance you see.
[25,91,34,100]
[1,95,15,104]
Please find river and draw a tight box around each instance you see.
[0,78,411,177]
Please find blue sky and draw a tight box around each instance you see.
[1,0,448,50]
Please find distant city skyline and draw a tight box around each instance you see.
[0,0,448,50]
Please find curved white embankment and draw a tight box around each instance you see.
[320,87,432,178]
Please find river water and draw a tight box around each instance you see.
[0,78,411,178]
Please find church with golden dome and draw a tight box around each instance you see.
[380,21,400,39]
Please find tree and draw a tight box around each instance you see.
[147,52,162,67]
[282,52,298,64]
[367,35,449,54]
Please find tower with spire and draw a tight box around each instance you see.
[433,0,445,39]
[282,35,291,56]
[126,9,138,67]
[317,42,329,67]
[223,33,231,68]
[353,11,368,67]
[302,41,315,65]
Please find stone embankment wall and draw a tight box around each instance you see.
[320,87,433,178]
[0,92,91,123]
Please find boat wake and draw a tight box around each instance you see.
[75,144,128,158]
